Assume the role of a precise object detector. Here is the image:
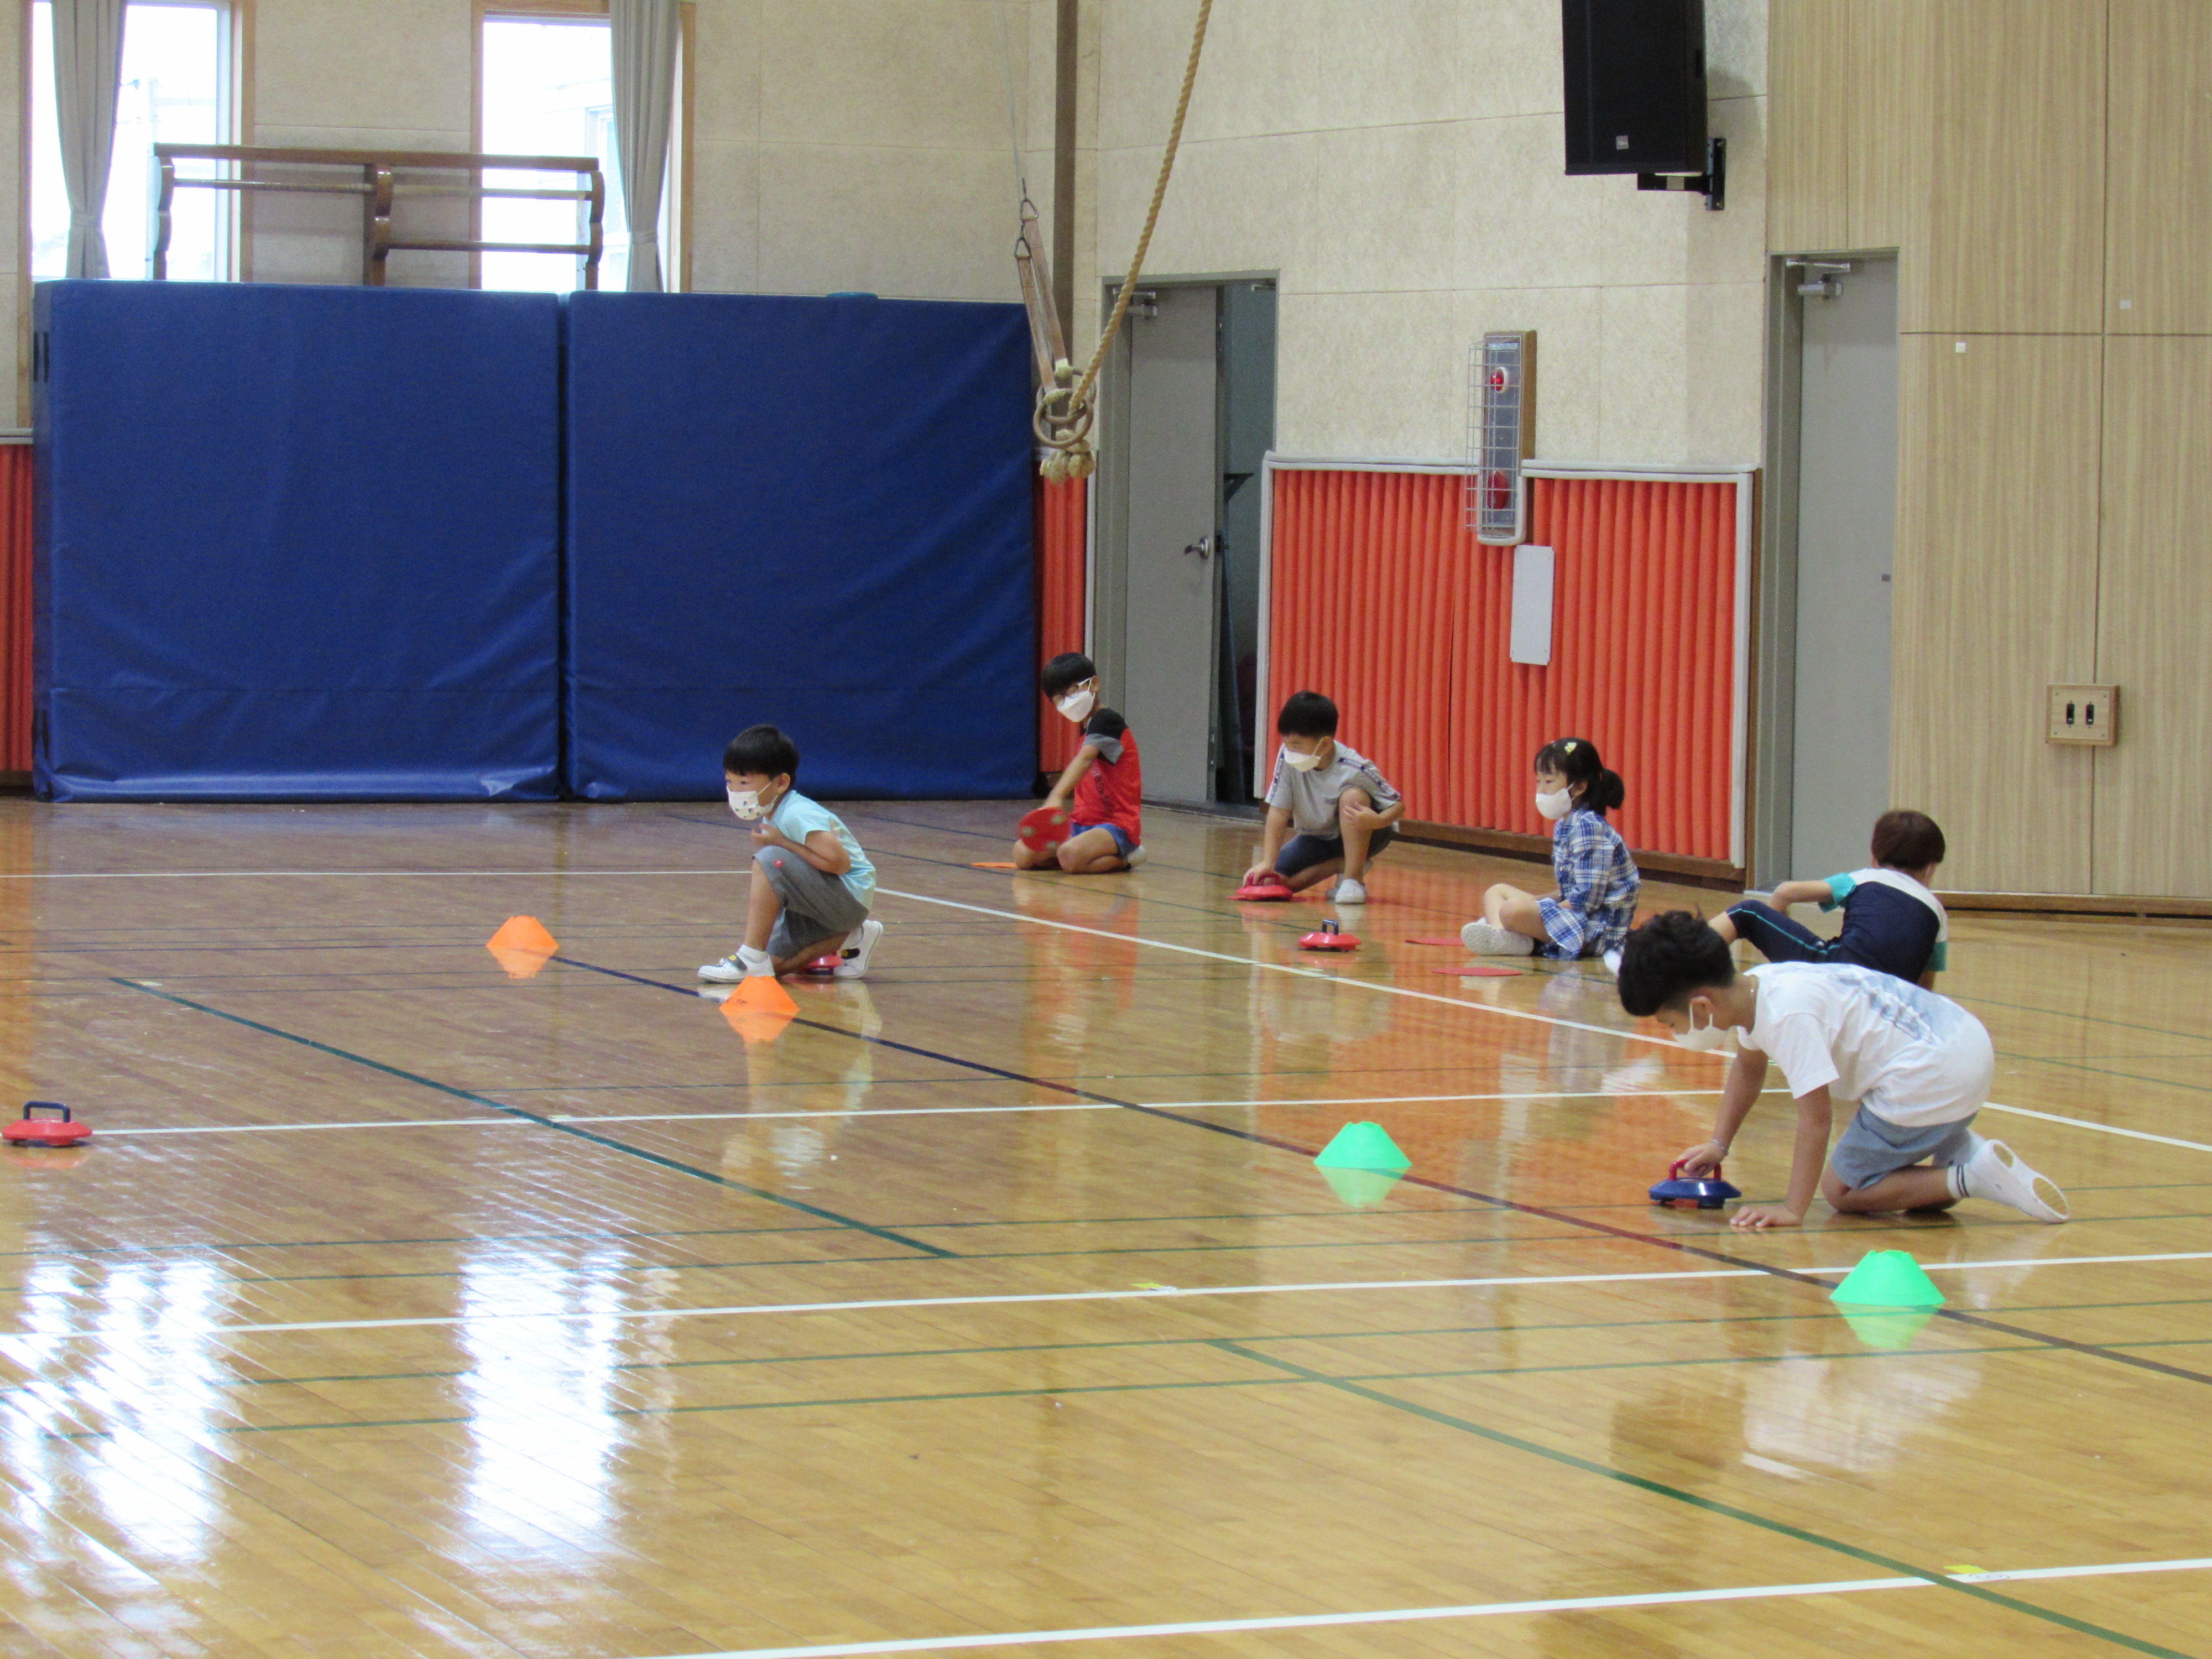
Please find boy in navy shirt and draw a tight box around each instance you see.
[1716,810,1948,988]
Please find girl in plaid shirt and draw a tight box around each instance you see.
[1462,737,1641,960]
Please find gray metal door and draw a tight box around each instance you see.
[1791,257,1899,879]
[1120,285,1220,804]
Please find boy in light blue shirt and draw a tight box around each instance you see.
[698,724,882,982]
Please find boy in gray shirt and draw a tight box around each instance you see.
[1243,690,1404,904]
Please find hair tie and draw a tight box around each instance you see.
[1562,740,1578,753]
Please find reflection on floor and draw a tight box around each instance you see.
[0,798,2205,1657]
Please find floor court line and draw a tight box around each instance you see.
[10,1250,2202,1338]
[876,885,1677,1048]
[0,868,764,880]
[110,980,956,1260]
[643,1556,2212,1659]
[93,1091,1728,1137]
[85,1089,2212,1156]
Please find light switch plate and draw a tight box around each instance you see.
[2048,684,2118,746]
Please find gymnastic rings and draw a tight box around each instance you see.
[1034,383,1097,483]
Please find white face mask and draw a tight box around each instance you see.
[1535,787,1574,821]
[1055,686,1097,724]
[728,786,765,821]
[1674,1006,1730,1052]
[1281,744,1325,773]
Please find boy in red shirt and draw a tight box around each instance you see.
[1013,652,1146,873]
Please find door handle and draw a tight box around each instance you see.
[1182,535,1214,560]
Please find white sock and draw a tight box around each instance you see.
[737,944,774,972]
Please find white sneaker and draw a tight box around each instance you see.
[1331,877,1367,904]
[1960,1137,2069,1223]
[699,945,775,982]
[1124,844,1148,869]
[833,919,883,980]
[1461,919,1536,956]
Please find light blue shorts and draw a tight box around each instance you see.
[1829,1105,1978,1191]
[1072,821,1137,860]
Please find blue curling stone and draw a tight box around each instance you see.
[1649,1173,1742,1209]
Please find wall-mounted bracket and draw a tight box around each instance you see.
[1637,135,1725,211]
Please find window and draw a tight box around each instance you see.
[32,1,228,281]
[480,13,682,293]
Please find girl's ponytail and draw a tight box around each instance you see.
[1587,765,1625,815]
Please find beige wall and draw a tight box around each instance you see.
[1083,0,1770,466]
[1772,0,2212,899]
[10,1,1774,453]
[687,0,1040,301]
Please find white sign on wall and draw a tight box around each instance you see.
[1510,544,1555,665]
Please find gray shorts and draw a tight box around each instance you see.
[757,845,871,958]
[1829,1104,1978,1191]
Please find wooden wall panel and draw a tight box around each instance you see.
[1845,0,1921,251]
[2093,340,2212,896]
[1901,0,2106,334]
[1892,335,2100,893]
[2105,0,2212,335]
[1766,0,1848,253]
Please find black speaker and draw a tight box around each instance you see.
[1562,0,1708,175]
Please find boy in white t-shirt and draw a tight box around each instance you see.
[1615,911,2067,1230]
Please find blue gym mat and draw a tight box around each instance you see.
[33,280,562,801]
[563,291,1037,800]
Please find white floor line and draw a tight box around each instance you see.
[0,868,758,880]
[91,1092,1731,1138]
[113,1270,1788,1336]
[875,886,1682,1048]
[7,1248,2201,1339]
[1979,1100,2212,1155]
[639,1556,2212,1659]
[1907,1249,2212,1276]
[105,1118,524,1137]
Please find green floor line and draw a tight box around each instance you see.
[20,1208,2203,1298]
[109,978,955,1260]
[34,1332,2190,1442]
[0,1220,843,1261]
[1207,1340,2195,1657]
[197,1292,2212,1388]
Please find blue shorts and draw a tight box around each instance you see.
[1276,826,1396,878]
[1072,821,1137,860]
[1828,1105,1978,1191]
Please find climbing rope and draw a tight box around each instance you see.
[1031,0,1213,484]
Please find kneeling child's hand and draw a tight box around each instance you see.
[1730,1203,1802,1230]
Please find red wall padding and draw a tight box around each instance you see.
[1034,472,1087,775]
[0,446,30,774]
[1269,469,1740,862]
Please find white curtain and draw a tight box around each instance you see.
[53,0,128,279]
[610,0,679,293]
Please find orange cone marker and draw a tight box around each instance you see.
[486,915,560,979]
[721,1000,794,1043]
[733,974,799,1015]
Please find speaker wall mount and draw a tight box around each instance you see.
[1636,136,1725,212]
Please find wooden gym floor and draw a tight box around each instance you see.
[0,797,2206,1658]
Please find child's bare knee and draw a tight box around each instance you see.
[1338,789,1372,822]
[1055,841,1086,872]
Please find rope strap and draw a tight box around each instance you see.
[1037,0,1212,483]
